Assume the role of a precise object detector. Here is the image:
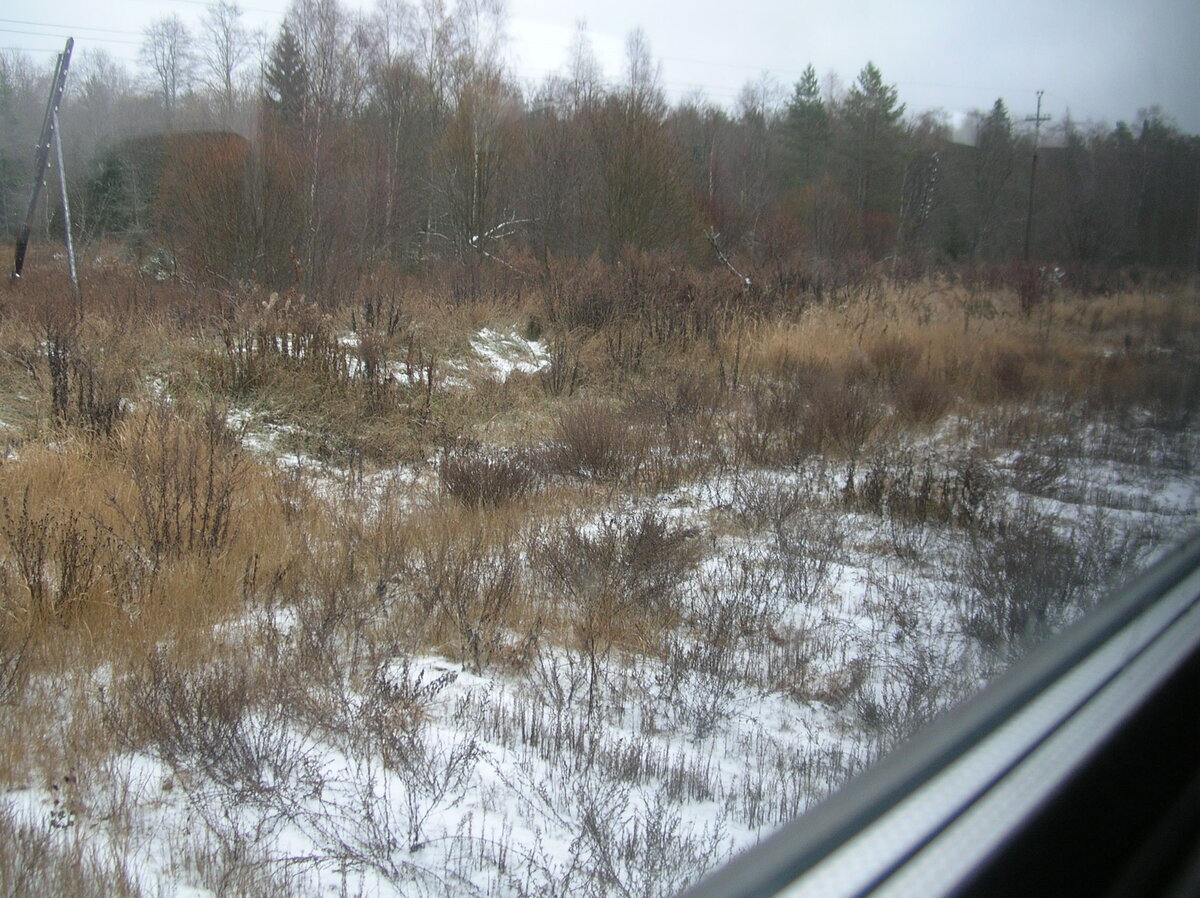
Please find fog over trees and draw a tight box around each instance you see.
[2,0,1198,295]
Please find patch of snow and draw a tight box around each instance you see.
[470,328,551,382]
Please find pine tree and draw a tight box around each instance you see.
[265,24,307,125]
[840,61,906,213]
[970,98,1015,257]
[782,64,830,188]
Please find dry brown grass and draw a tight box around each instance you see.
[0,405,310,673]
[0,254,1196,895]
[740,280,1199,420]
[0,264,1193,654]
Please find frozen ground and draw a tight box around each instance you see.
[3,367,1197,896]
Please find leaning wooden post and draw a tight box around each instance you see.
[52,110,80,301]
[11,37,73,283]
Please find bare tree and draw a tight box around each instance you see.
[588,29,687,256]
[563,20,604,115]
[285,0,368,128]
[623,27,664,121]
[363,42,432,261]
[72,50,139,145]
[453,0,506,80]
[409,0,506,124]
[199,0,252,127]
[435,69,520,259]
[140,15,197,128]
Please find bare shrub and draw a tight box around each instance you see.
[106,650,307,800]
[807,657,870,711]
[728,473,811,533]
[895,370,952,426]
[438,442,538,508]
[811,378,885,457]
[353,332,392,396]
[0,803,141,897]
[405,524,521,674]
[772,503,844,606]
[603,323,647,376]
[730,381,798,466]
[113,403,247,570]
[304,721,479,883]
[0,621,29,707]
[989,349,1027,399]
[0,488,111,624]
[574,788,729,898]
[629,373,724,433]
[620,375,726,489]
[534,512,701,716]
[68,353,130,439]
[508,762,730,898]
[1008,261,1053,316]
[655,625,741,740]
[845,451,994,535]
[539,335,581,397]
[697,551,790,641]
[209,291,355,398]
[19,292,134,438]
[865,335,920,387]
[959,505,1121,653]
[394,734,480,854]
[537,511,700,627]
[524,640,594,718]
[945,454,996,531]
[851,644,965,748]
[169,823,302,898]
[1010,443,1069,497]
[353,288,404,339]
[354,661,481,852]
[735,367,884,466]
[541,256,614,330]
[550,401,633,479]
[1138,358,1200,432]
[360,660,457,756]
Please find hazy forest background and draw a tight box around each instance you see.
[2,0,1199,285]
[1,1,1199,896]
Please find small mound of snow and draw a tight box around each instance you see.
[470,328,551,382]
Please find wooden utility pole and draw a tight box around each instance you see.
[53,109,79,297]
[1023,90,1051,261]
[12,38,74,282]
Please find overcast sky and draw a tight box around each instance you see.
[4,0,1198,134]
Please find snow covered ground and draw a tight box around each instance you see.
[2,329,1197,897]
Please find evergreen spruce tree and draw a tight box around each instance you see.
[970,98,1015,257]
[840,61,906,213]
[265,25,307,125]
[782,64,830,189]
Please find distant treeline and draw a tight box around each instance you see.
[2,0,1197,294]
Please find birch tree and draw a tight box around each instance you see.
[141,15,197,128]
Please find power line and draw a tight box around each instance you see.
[0,27,141,46]
[126,0,289,16]
[0,18,142,36]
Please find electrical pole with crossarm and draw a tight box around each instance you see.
[1023,89,1051,262]
[11,37,74,283]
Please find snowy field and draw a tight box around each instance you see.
[1,323,1197,898]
